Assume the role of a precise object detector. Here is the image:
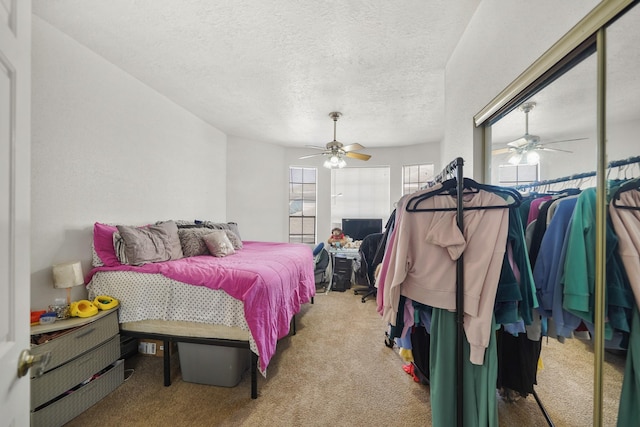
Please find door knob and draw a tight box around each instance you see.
[17,349,51,378]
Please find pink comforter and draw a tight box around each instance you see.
[87,241,315,372]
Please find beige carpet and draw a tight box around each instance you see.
[64,289,625,426]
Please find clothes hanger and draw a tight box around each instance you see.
[612,177,640,210]
[405,177,521,212]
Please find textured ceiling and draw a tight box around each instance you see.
[32,0,480,149]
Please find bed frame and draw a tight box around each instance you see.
[119,316,297,399]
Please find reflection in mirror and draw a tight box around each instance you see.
[606,4,640,427]
[489,54,597,186]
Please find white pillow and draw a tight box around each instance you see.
[202,230,236,257]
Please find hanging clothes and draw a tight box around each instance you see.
[562,187,634,342]
[609,185,640,425]
[495,205,541,398]
[381,182,510,365]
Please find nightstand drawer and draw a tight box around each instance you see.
[31,359,124,427]
[333,257,353,272]
[31,310,119,374]
[31,334,120,410]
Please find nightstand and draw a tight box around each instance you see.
[29,309,123,427]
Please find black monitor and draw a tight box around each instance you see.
[341,218,383,241]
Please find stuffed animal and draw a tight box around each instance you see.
[328,227,348,248]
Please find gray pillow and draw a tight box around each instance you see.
[113,231,129,264]
[116,221,183,265]
[202,230,236,257]
[178,228,213,257]
[177,227,243,256]
[223,229,243,250]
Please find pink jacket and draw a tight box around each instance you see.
[610,190,640,310]
[381,184,509,365]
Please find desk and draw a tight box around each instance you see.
[326,247,360,294]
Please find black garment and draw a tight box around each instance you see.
[528,198,553,267]
[354,232,384,287]
[372,209,396,267]
[495,326,542,397]
[410,324,431,384]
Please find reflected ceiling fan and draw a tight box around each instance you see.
[299,112,371,168]
[492,102,586,164]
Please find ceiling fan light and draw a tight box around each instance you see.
[323,159,333,169]
[329,155,340,165]
[508,153,522,165]
[526,150,540,164]
[337,158,347,168]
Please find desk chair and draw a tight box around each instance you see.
[353,233,384,303]
[313,243,330,288]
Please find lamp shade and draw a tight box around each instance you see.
[52,261,84,289]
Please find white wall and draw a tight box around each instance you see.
[443,0,600,176]
[31,17,228,309]
[226,136,287,242]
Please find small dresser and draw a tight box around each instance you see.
[29,309,123,427]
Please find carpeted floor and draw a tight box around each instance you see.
[63,288,625,426]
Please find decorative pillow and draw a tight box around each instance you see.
[224,229,243,250]
[177,228,213,257]
[93,223,120,267]
[202,230,236,257]
[117,221,183,265]
[226,222,242,240]
[113,232,129,265]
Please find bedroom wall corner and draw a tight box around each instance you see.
[30,16,228,310]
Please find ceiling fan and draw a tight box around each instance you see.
[299,112,371,168]
[492,102,586,164]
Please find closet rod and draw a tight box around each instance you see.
[512,155,640,191]
[433,157,464,184]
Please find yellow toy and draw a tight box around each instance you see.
[69,300,99,318]
[93,295,119,310]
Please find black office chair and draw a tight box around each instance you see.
[353,233,384,303]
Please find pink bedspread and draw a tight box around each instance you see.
[87,241,315,372]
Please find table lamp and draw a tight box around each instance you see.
[52,261,84,305]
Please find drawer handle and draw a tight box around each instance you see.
[75,327,96,339]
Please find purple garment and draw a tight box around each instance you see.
[527,196,553,226]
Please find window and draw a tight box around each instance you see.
[402,164,435,195]
[288,167,317,244]
[497,163,539,186]
[330,167,390,232]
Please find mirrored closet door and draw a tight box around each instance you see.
[480,1,639,425]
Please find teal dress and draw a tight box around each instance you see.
[618,306,640,426]
[430,308,498,427]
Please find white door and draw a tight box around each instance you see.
[0,1,31,425]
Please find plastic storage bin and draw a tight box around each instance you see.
[178,343,249,387]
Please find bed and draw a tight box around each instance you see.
[85,221,315,398]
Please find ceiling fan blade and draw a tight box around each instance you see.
[506,137,531,148]
[492,148,513,155]
[537,147,573,153]
[341,143,365,152]
[345,152,371,161]
[299,153,326,159]
[540,137,588,145]
[305,145,328,150]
